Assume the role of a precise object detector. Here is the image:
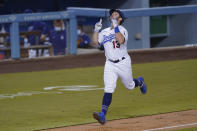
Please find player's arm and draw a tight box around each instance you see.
[112,18,125,44]
[91,19,102,47]
[92,32,99,46]
[115,31,125,45]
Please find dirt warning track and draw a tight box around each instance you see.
[1,46,197,74]
[42,110,197,131]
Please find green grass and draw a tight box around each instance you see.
[0,59,197,131]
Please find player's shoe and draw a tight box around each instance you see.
[138,76,147,94]
[93,112,106,125]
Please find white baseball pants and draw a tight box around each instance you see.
[104,56,135,93]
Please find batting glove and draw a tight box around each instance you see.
[94,18,102,32]
[112,18,118,27]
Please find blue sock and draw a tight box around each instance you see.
[102,93,112,116]
[133,78,141,87]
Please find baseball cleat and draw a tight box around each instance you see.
[138,76,147,94]
[93,112,106,125]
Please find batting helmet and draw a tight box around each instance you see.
[109,9,125,25]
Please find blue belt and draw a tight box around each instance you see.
[108,57,125,63]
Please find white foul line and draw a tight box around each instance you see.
[143,122,197,131]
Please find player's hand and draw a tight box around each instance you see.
[94,18,102,32]
[112,17,118,27]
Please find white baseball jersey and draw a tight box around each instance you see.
[98,25,135,93]
[98,25,129,61]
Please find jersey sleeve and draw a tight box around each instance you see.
[98,30,104,45]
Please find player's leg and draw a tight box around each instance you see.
[118,63,135,90]
[137,76,147,94]
[102,61,118,116]
[103,61,118,94]
[118,57,147,94]
[93,92,113,125]
[93,61,118,124]
[119,69,147,94]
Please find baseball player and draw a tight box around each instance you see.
[92,9,147,125]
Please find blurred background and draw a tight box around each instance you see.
[0,0,197,60]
